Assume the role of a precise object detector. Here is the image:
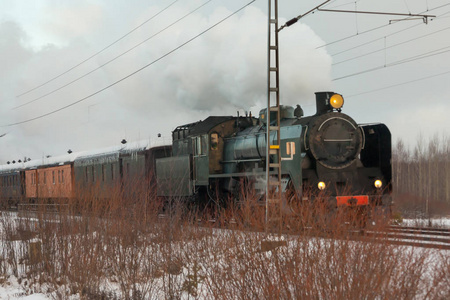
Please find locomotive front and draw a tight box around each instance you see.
[294,92,392,216]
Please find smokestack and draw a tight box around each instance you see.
[315,91,335,115]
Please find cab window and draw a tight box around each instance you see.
[210,133,219,150]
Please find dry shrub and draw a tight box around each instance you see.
[196,203,440,299]
[0,178,449,299]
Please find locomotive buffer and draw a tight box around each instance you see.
[265,0,282,232]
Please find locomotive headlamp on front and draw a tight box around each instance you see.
[329,93,344,109]
[318,181,326,190]
[374,179,383,189]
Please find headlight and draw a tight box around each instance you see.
[330,94,344,109]
[318,181,326,190]
[374,180,382,189]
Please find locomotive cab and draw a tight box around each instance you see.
[156,116,257,197]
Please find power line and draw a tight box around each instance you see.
[326,0,361,10]
[16,0,179,98]
[346,69,450,98]
[333,44,450,81]
[13,0,216,110]
[3,0,256,128]
[332,25,450,65]
[331,8,450,57]
[316,3,450,49]
[330,23,420,57]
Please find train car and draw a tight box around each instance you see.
[73,141,172,201]
[155,92,392,220]
[0,167,25,209]
[24,163,74,203]
[74,146,122,200]
[0,140,171,210]
[121,144,172,202]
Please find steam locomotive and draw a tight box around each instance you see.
[0,91,392,221]
[156,91,392,218]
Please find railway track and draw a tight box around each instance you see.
[360,225,450,250]
[6,209,450,250]
[157,214,450,250]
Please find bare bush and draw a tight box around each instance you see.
[0,177,449,299]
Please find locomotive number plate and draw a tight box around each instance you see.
[336,195,369,206]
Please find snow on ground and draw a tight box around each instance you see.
[402,217,450,228]
[1,213,449,299]
[0,278,49,300]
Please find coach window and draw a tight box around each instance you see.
[92,166,95,182]
[61,170,64,183]
[85,167,88,182]
[53,171,55,184]
[58,170,61,183]
[111,164,115,180]
[102,165,105,182]
[210,133,219,150]
[44,172,46,185]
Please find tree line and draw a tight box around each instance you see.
[392,134,450,217]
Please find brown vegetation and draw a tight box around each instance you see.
[0,179,449,299]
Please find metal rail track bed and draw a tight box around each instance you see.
[359,225,450,250]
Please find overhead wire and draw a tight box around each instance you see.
[13,0,215,110]
[346,69,450,98]
[3,0,257,127]
[315,2,450,49]
[403,0,411,14]
[332,44,450,81]
[16,0,180,98]
[331,8,450,57]
[326,0,360,10]
[332,24,450,65]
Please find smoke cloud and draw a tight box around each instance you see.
[0,1,332,162]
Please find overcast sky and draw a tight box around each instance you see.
[1,0,449,163]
